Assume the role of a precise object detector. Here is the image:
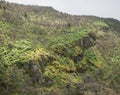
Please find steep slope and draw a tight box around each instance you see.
[0,1,120,95]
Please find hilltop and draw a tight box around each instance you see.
[0,1,120,95]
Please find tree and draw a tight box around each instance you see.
[3,65,27,95]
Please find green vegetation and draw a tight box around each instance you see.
[0,1,120,95]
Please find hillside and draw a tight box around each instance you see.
[0,1,120,95]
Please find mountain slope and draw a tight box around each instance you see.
[0,1,120,95]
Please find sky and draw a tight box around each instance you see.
[5,0,120,20]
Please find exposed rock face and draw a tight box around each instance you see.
[79,36,94,49]
[22,50,56,85]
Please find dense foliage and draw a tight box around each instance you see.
[0,1,120,95]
